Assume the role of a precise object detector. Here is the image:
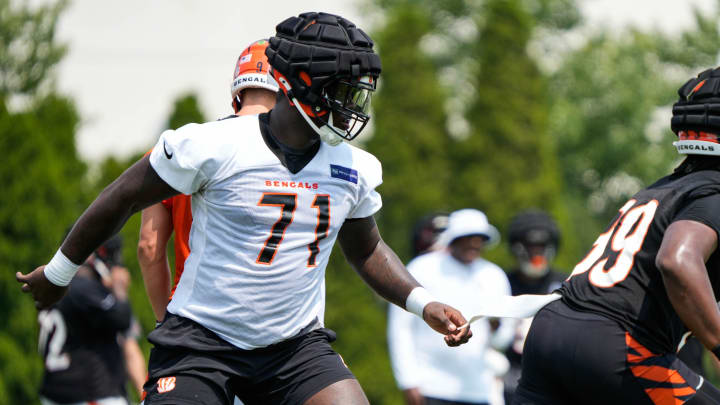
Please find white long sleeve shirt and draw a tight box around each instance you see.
[387,250,513,403]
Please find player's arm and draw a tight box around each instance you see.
[122,336,146,397]
[17,155,180,308]
[338,216,472,346]
[137,203,173,321]
[657,219,720,351]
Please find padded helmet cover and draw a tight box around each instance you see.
[672,67,720,135]
[265,12,382,108]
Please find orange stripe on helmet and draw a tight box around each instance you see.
[678,130,720,143]
[687,79,707,100]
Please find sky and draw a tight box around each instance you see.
[51,0,718,162]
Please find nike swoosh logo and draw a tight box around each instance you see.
[163,141,173,159]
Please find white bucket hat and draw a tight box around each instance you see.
[435,209,500,248]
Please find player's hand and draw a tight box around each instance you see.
[16,266,68,309]
[402,387,426,405]
[422,302,473,347]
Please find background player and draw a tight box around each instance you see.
[388,209,512,405]
[137,38,278,322]
[409,212,449,258]
[38,235,144,405]
[502,210,565,403]
[514,67,720,405]
[18,12,472,404]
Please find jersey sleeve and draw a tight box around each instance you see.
[673,193,720,238]
[149,123,230,195]
[348,153,383,219]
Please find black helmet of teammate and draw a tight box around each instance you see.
[508,210,560,278]
[95,234,123,266]
[671,67,720,156]
[266,12,382,146]
[91,234,123,280]
[411,212,449,258]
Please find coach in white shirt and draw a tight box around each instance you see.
[388,209,514,405]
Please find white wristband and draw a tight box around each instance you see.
[405,287,436,318]
[43,249,81,286]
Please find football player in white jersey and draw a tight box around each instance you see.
[137,38,279,323]
[18,12,473,405]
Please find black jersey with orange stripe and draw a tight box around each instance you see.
[559,169,720,354]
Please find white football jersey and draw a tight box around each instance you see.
[148,115,382,349]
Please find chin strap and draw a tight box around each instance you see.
[276,73,344,147]
[289,95,344,146]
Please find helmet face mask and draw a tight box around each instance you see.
[319,76,375,142]
[507,210,561,278]
[512,241,556,278]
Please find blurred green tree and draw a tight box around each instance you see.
[547,6,720,251]
[0,95,86,403]
[0,0,68,96]
[167,93,207,130]
[365,4,452,261]
[364,0,583,270]
[0,1,85,403]
[449,0,575,269]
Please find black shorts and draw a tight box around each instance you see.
[513,300,706,405]
[142,314,355,405]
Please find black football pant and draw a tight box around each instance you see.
[513,300,720,405]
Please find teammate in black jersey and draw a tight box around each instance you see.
[513,67,720,405]
[38,235,139,405]
[503,210,565,403]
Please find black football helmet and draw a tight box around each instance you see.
[672,67,720,156]
[508,210,560,278]
[411,212,450,257]
[265,12,382,146]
